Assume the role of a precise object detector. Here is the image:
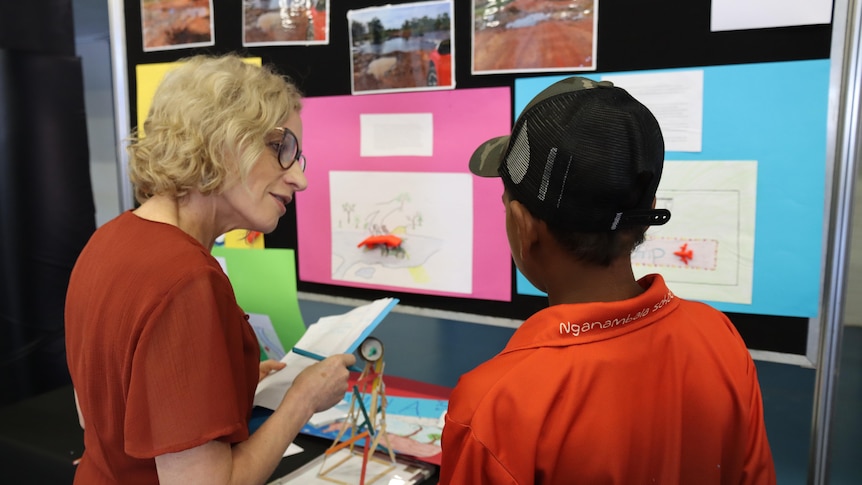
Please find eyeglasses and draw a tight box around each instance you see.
[271,127,307,172]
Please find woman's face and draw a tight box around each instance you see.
[218,110,308,234]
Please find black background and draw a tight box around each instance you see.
[122,0,834,355]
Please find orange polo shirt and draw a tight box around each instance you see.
[440,274,775,485]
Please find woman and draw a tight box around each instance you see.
[65,54,355,484]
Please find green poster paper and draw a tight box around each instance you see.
[211,247,306,357]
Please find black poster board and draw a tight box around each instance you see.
[117,0,833,358]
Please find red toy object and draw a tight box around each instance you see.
[674,243,694,265]
[357,234,403,249]
[245,230,262,244]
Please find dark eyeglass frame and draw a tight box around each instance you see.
[271,127,307,172]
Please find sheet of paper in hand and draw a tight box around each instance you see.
[254,297,399,410]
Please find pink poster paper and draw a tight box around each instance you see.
[296,87,512,301]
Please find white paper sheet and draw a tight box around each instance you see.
[601,70,704,153]
[283,442,303,457]
[711,0,833,32]
[247,313,286,361]
[360,113,434,157]
[253,298,397,411]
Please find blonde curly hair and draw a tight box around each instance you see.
[127,54,302,203]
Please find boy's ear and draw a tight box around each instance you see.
[509,199,539,259]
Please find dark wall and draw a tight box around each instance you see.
[0,1,96,406]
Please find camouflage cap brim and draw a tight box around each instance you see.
[469,135,510,178]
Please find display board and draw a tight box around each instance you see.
[115,0,834,359]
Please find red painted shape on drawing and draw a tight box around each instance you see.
[674,243,694,265]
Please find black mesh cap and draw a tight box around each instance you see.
[470,77,671,231]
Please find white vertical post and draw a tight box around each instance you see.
[106,0,134,211]
[810,0,862,483]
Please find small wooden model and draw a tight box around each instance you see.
[318,337,396,484]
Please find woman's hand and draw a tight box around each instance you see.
[259,359,286,382]
[289,354,357,413]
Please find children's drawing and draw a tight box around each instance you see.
[330,171,473,294]
[633,160,757,305]
[316,396,447,461]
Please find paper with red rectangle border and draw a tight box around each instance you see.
[296,88,512,301]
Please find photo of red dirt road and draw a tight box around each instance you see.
[141,0,213,52]
[473,0,596,74]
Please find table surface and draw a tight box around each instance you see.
[0,377,444,484]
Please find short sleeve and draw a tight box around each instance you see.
[124,267,258,458]
[439,415,517,485]
[741,362,778,484]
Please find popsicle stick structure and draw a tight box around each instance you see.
[318,337,396,484]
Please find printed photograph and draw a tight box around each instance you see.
[472,0,597,74]
[348,1,455,94]
[141,0,214,52]
[243,0,329,46]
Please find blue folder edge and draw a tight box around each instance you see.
[344,298,399,355]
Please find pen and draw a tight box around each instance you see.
[292,347,364,373]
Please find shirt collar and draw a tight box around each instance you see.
[502,274,679,352]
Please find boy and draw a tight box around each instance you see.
[440,77,775,484]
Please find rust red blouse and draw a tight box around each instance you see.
[66,211,259,484]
